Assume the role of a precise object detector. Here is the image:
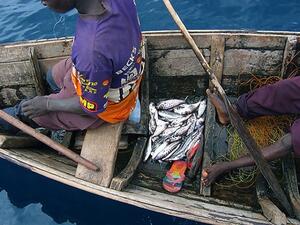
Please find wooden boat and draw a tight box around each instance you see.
[0,30,300,225]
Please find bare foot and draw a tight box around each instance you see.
[206,89,230,125]
[201,163,229,186]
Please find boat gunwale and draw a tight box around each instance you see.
[1,29,300,48]
[0,147,287,225]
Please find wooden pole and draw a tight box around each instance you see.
[162,0,293,216]
[0,110,100,172]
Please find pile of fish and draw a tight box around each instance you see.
[143,98,206,162]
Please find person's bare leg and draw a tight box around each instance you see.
[206,89,230,125]
[202,133,292,186]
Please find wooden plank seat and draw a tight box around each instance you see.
[75,122,124,188]
[75,121,147,190]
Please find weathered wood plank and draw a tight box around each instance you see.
[146,33,287,50]
[0,148,76,175]
[149,48,283,77]
[75,122,124,187]
[130,185,275,225]
[149,49,210,76]
[0,61,35,86]
[210,35,225,88]
[200,99,214,197]
[140,38,149,135]
[282,153,300,220]
[29,47,45,95]
[226,35,286,49]
[110,137,147,191]
[222,75,254,96]
[146,34,211,50]
[258,197,287,224]
[2,147,300,225]
[256,174,287,225]
[0,57,67,89]
[0,32,294,63]
[223,49,283,76]
[0,86,36,107]
[19,86,36,98]
[0,88,19,107]
[134,170,258,211]
[281,36,298,78]
[200,98,228,196]
[149,75,207,100]
[0,39,72,63]
[0,134,41,149]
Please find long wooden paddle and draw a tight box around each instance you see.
[0,109,99,172]
[163,0,293,216]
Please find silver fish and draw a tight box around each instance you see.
[143,137,153,162]
[149,118,156,135]
[173,122,191,136]
[185,129,203,158]
[149,103,158,134]
[158,110,183,121]
[175,129,202,160]
[160,125,181,138]
[154,141,181,160]
[168,135,182,142]
[186,114,197,136]
[195,117,205,129]
[178,128,203,160]
[154,135,182,151]
[151,141,169,160]
[149,102,158,119]
[170,114,192,126]
[161,143,182,161]
[156,99,185,110]
[152,136,166,151]
[197,100,206,118]
[168,129,201,161]
[173,101,201,115]
[152,120,168,137]
[151,135,160,143]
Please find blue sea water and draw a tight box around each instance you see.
[1,0,300,224]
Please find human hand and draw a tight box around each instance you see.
[21,96,49,119]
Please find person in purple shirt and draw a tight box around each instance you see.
[0,0,144,133]
[202,76,300,186]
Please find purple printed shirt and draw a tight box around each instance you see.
[71,0,142,116]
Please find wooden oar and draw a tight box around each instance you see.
[162,0,293,216]
[0,109,100,172]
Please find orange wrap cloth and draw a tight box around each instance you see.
[97,77,142,123]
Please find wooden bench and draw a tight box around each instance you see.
[75,122,124,187]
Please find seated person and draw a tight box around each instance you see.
[0,0,144,134]
[202,76,300,186]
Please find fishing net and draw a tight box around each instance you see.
[216,75,296,188]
